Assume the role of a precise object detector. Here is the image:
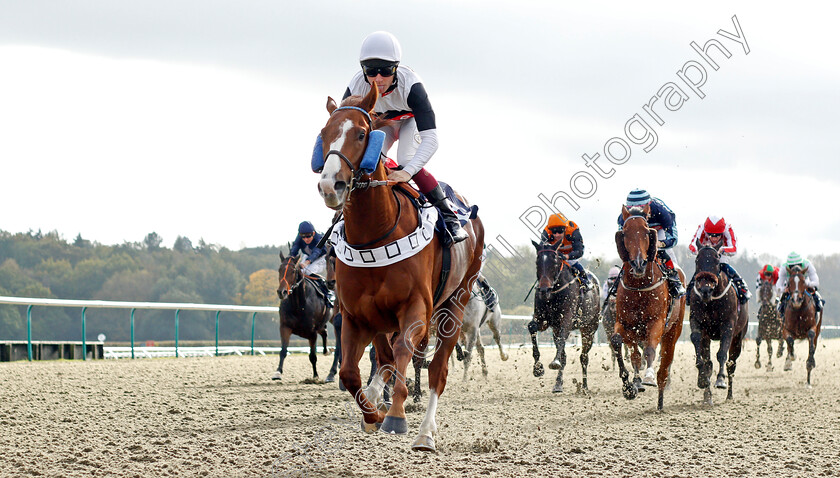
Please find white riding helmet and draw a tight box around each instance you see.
[359,31,402,63]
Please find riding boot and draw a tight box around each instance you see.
[601,274,620,314]
[426,185,468,245]
[778,292,789,315]
[721,263,751,304]
[813,288,824,312]
[315,278,334,308]
[572,262,590,292]
[665,267,686,298]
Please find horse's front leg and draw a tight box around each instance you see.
[462,327,476,381]
[364,334,395,409]
[714,323,734,389]
[806,328,817,387]
[642,319,665,387]
[579,328,596,392]
[326,316,342,384]
[528,319,544,377]
[611,323,637,400]
[754,329,763,369]
[308,336,319,379]
[271,326,292,381]
[382,304,429,437]
[487,310,509,361]
[784,332,795,371]
[549,326,569,393]
[337,317,382,433]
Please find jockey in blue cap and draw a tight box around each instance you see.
[289,221,333,307]
[603,189,686,307]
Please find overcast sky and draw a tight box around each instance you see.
[1,1,837,264]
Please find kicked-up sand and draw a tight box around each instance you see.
[2,339,839,477]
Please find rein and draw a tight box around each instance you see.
[620,275,666,292]
[692,276,733,301]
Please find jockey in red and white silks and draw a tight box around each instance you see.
[687,215,751,303]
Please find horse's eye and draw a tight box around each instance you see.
[358,131,366,141]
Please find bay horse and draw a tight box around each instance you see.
[458,278,509,380]
[754,278,784,371]
[688,242,749,404]
[323,246,341,384]
[528,240,600,393]
[781,265,822,386]
[314,84,484,452]
[272,253,332,381]
[612,205,685,410]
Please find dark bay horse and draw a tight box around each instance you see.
[528,240,600,393]
[613,205,685,410]
[315,84,484,452]
[781,265,822,386]
[754,278,784,371]
[688,243,749,404]
[272,253,332,381]
[324,246,341,384]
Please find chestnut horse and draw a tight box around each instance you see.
[528,240,600,393]
[781,265,822,386]
[688,243,749,404]
[612,205,685,410]
[314,84,484,452]
[272,253,331,381]
[754,278,784,371]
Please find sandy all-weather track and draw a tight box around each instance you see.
[2,340,840,477]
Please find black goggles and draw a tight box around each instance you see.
[363,65,397,78]
[708,233,723,238]
[301,233,314,238]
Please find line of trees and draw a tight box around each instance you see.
[0,229,836,343]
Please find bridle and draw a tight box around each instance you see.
[323,106,395,194]
[277,258,303,297]
[537,247,575,295]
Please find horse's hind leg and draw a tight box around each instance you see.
[754,332,763,369]
[580,329,595,392]
[475,334,488,378]
[715,326,734,390]
[326,318,342,384]
[365,334,396,407]
[488,309,509,361]
[462,327,476,381]
[550,327,568,393]
[629,344,645,392]
[726,330,746,400]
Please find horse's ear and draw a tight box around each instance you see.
[615,231,629,262]
[531,239,540,250]
[641,203,651,218]
[279,251,285,261]
[326,97,337,114]
[360,81,378,113]
[647,229,657,261]
[713,240,724,253]
[621,205,631,221]
[695,237,701,251]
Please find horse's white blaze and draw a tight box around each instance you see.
[417,389,439,438]
[318,119,354,194]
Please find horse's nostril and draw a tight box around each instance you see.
[334,181,347,195]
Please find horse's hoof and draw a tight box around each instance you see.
[642,370,656,387]
[697,374,710,390]
[270,371,282,381]
[714,376,727,389]
[381,416,408,435]
[703,388,713,405]
[361,418,381,434]
[754,361,761,369]
[500,353,510,361]
[548,359,561,370]
[552,381,564,393]
[622,382,637,400]
[784,359,793,372]
[533,362,545,377]
[633,377,645,393]
[338,380,347,391]
[766,363,774,372]
[325,374,335,383]
[412,435,436,453]
[482,369,489,378]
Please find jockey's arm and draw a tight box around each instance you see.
[566,230,584,260]
[721,225,737,256]
[775,268,789,296]
[806,266,820,289]
[401,83,438,177]
[687,224,704,254]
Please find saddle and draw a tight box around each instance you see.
[304,276,334,308]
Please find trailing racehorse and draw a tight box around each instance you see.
[323,246,341,384]
[781,265,822,386]
[527,240,600,393]
[612,205,685,410]
[272,253,333,381]
[754,278,784,371]
[688,242,749,404]
[313,84,484,451]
